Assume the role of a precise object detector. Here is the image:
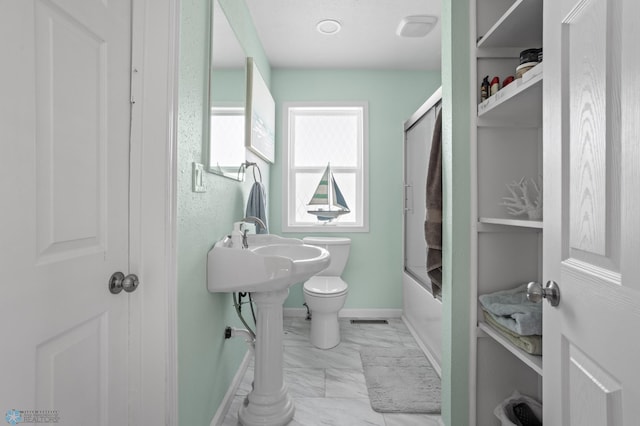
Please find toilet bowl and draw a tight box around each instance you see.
[302,237,351,349]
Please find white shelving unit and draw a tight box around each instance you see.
[473,1,544,424]
[477,62,542,126]
[478,217,543,229]
[477,0,543,49]
[477,322,543,376]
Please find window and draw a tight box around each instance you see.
[283,102,368,232]
[208,106,245,172]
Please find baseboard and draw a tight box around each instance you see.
[209,349,252,426]
[282,308,308,318]
[283,307,402,319]
[401,314,442,377]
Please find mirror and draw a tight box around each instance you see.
[205,0,247,180]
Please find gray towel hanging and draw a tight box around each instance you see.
[425,109,442,298]
[246,181,268,234]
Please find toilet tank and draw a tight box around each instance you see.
[303,237,351,276]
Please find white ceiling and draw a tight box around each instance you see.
[244,0,442,71]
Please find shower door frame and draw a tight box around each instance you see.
[402,87,442,296]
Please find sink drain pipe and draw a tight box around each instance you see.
[225,292,256,349]
[233,292,256,338]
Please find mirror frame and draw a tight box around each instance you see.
[203,0,247,181]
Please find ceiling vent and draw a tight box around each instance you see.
[397,15,438,38]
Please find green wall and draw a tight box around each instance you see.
[178,0,453,424]
[269,70,441,310]
[441,0,472,424]
[177,0,269,424]
[211,69,244,102]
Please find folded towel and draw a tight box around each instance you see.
[482,309,542,355]
[245,181,268,234]
[478,283,542,336]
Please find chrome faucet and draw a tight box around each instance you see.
[241,216,267,230]
[240,216,268,248]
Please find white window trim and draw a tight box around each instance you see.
[282,101,369,233]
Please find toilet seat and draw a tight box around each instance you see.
[303,276,348,297]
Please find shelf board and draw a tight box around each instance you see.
[477,0,543,49]
[478,217,543,229]
[478,321,543,376]
[477,62,543,126]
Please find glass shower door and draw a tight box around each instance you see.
[403,100,440,294]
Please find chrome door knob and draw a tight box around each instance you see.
[527,280,560,307]
[109,272,140,294]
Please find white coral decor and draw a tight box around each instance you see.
[500,176,542,220]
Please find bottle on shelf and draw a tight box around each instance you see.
[481,76,490,101]
[490,76,500,95]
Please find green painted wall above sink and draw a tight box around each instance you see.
[268,69,441,311]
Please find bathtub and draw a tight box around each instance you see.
[402,271,442,375]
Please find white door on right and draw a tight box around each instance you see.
[544,0,640,424]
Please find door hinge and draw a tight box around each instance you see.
[130,67,140,104]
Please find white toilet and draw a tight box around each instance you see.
[302,236,351,349]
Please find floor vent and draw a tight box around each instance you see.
[350,319,389,325]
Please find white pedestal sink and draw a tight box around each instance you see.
[207,235,330,426]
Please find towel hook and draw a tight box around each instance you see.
[239,161,262,183]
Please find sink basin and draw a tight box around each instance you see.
[207,235,330,293]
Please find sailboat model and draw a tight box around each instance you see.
[307,163,350,221]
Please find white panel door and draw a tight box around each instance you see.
[544,0,640,424]
[0,0,133,425]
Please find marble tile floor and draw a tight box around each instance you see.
[221,317,443,426]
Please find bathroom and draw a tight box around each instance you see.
[6,0,634,424]
[2,0,452,423]
[180,0,442,424]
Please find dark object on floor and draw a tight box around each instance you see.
[494,391,542,426]
[513,401,542,426]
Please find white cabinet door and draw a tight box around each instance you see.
[0,1,133,424]
[544,0,640,424]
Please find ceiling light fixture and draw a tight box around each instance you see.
[316,19,342,35]
[397,15,438,38]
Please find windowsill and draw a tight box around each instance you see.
[282,224,369,233]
